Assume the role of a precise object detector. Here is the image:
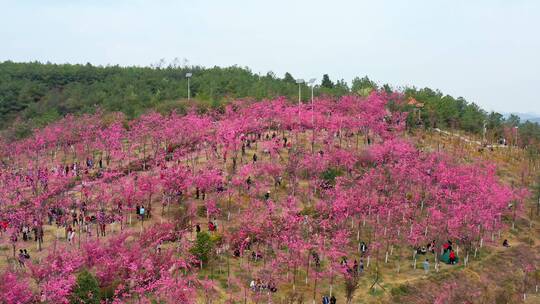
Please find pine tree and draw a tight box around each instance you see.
[321,74,334,88]
[283,72,295,83]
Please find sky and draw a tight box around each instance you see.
[1,0,539,114]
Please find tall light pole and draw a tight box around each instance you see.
[309,78,316,103]
[482,121,487,143]
[308,78,316,123]
[296,79,304,119]
[514,126,519,147]
[308,78,316,153]
[296,79,304,105]
[186,73,192,100]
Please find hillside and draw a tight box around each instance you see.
[0,91,539,303]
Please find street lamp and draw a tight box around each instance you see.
[186,73,192,100]
[514,126,519,147]
[307,78,317,124]
[482,121,487,143]
[296,79,304,105]
[308,78,317,153]
[308,78,316,103]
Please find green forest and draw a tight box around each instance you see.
[1,61,539,149]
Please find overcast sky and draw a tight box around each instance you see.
[1,0,539,114]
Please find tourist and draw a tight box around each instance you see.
[330,295,336,304]
[22,225,29,241]
[140,206,145,220]
[18,249,26,268]
[246,176,252,190]
[427,240,436,253]
[449,250,456,265]
[423,259,430,274]
[67,226,75,244]
[359,241,368,255]
[322,295,330,304]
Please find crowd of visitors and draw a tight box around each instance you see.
[250,279,277,293]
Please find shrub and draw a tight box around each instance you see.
[70,269,100,304]
[321,167,342,186]
[190,231,214,265]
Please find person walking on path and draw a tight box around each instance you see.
[322,295,330,304]
[18,249,26,268]
[330,295,336,304]
[423,259,430,274]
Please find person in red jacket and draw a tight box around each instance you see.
[449,250,456,264]
[0,221,8,231]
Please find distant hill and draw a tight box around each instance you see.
[503,112,540,123]
[1,61,539,147]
